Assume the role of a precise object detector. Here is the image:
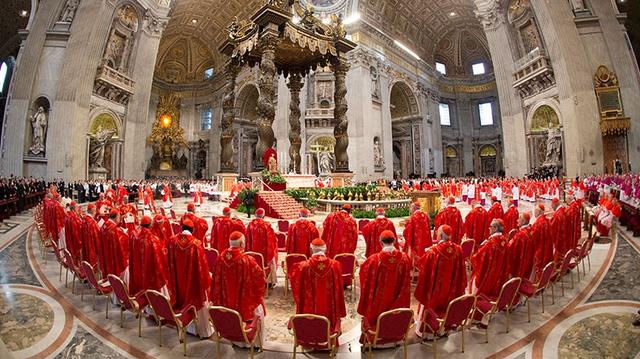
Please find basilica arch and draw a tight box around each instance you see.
[389,81,422,179]
[234,83,260,176]
[525,100,564,173]
[87,110,124,180]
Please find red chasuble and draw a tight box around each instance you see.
[465,206,490,246]
[531,215,552,273]
[287,219,320,258]
[98,220,129,278]
[434,206,464,245]
[550,207,569,263]
[81,214,101,267]
[63,211,84,266]
[321,211,358,258]
[211,247,266,321]
[507,226,534,280]
[402,211,432,257]
[503,206,519,236]
[166,232,210,309]
[290,255,346,329]
[362,218,398,258]
[210,217,246,252]
[566,202,581,251]
[470,233,510,298]
[487,202,504,221]
[128,227,168,296]
[358,250,412,325]
[51,202,66,241]
[245,218,278,265]
[151,215,173,245]
[415,241,467,314]
[180,212,209,242]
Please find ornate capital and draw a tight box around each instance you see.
[143,10,168,37]
[474,0,504,30]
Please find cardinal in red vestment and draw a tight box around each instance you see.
[180,203,209,241]
[402,202,432,258]
[287,208,320,258]
[434,197,464,245]
[362,208,397,258]
[151,214,173,245]
[487,196,504,221]
[470,219,510,299]
[98,209,129,279]
[290,238,346,331]
[321,204,358,258]
[166,219,213,337]
[211,231,266,323]
[415,225,467,334]
[550,198,569,264]
[566,198,582,251]
[502,201,519,236]
[465,202,490,246]
[81,204,101,268]
[595,193,621,237]
[119,196,138,233]
[210,207,245,252]
[128,216,168,296]
[63,202,84,267]
[532,204,552,275]
[358,230,412,331]
[46,195,66,243]
[245,208,278,285]
[507,212,534,280]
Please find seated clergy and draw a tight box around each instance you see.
[245,208,278,286]
[358,230,412,343]
[290,239,346,332]
[166,219,213,337]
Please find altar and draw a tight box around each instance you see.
[282,174,316,188]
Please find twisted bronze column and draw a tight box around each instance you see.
[287,73,303,174]
[220,60,239,172]
[332,56,351,172]
[255,35,279,167]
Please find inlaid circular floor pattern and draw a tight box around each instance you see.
[0,291,54,351]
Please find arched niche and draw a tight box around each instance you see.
[235,84,260,122]
[530,104,560,132]
[526,100,563,171]
[101,3,141,74]
[445,145,462,177]
[389,81,420,120]
[87,111,123,180]
[306,135,336,176]
[24,96,52,158]
[233,84,260,176]
[389,81,421,178]
[479,144,498,176]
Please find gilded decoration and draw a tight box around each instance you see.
[507,0,530,24]
[445,146,457,158]
[530,105,560,132]
[89,113,119,138]
[480,145,497,157]
[147,93,187,171]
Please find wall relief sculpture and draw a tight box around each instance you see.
[59,0,80,23]
[28,107,48,156]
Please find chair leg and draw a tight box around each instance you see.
[249,343,254,359]
[404,338,408,359]
[72,274,76,294]
[93,292,97,310]
[551,282,555,304]
[120,308,124,328]
[292,343,296,359]
[182,329,187,356]
[59,262,62,281]
[461,325,465,353]
[216,336,220,359]
[526,298,531,323]
[80,281,85,301]
[158,322,163,346]
[65,268,69,287]
[505,310,510,333]
[582,259,586,275]
[541,291,545,313]
[433,336,437,359]
[587,254,591,270]
[561,278,565,297]
[485,325,489,343]
[570,271,575,289]
[368,342,372,359]
[138,312,142,337]
[105,296,110,319]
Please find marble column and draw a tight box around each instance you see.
[220,61,238,172]
[255,35,279,166]
[331,56,351,173]
[287,73,303,173]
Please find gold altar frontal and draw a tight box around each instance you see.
[410,190,442,216]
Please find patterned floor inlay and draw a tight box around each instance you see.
[55,326,128,359]
[0,222,19,234]
[0,292,54,351]
[557,312,640,359]
[0,234,41,286]
[588,239,640,303]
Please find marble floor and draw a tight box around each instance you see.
[0,198,639,358]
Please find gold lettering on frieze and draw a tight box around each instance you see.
[438,82,496,94]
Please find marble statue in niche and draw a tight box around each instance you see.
[370,66,380,100]
[544,122,563,166]
[319,151,334,175]
[59,0,80,22]
[373,137,385,168]
[29,107,48,156]
[104,33,125,70]
[569,0,586,10]
[88,126,115,169]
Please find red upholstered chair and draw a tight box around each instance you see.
[81,261,112,318]
[276,232,287,253]
[283,253,307,296]
[145,290,198,356]
[171,223,182,236]
[204,247,219,274]
[551,250,575,297]
[361,308,414,359]
[62,249,84,295]
[107,274,147,337]
[278,220,290,233]
[419,294,476,358]
[334,253,357,300]
[461,239,475,272]
[209,306,262,359]
[51,241,70,284]
[577,235,596,272]
[289,314,340,358]
[518,262,555,322]
[474,277,522,343]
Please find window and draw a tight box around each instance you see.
[0,62,7,93]
[203,68,214,80]
[439,103,451,126]
[472,62,485,75]
[435,62,447,75]
[201,107,212,130]
[479,102,494,126]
